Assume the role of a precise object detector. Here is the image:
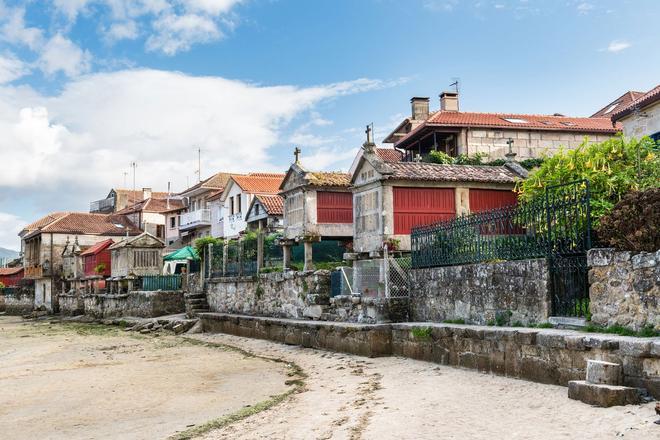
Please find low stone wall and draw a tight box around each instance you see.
[59,293,85,316]
[206,271,397,324]
[200,313,660,398]
[1,288,35,315]
[588,248,659,331]
[81,291,185,319]
[410,258,550,325]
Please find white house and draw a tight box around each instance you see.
[207,190,225,239]
[220,173,285,238]
[610,85,660,142]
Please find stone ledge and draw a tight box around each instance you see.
[567,381,643,407]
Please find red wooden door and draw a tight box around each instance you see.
[393,187,455,234]
[317,191,353,223]
[469,189,517,213]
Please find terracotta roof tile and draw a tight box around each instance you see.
[178,172,233,195]
[232,173,285,194]
[37,213,140,236]
[22,212,68,232]
[384,162,520,184]
[305,172,351,187]
[0,267,23,276]
[591,90,646,118]
[116,197,185,214]
[375,148,403,163]
[611,85,660,121]
[255,194,284,215]
[114,189,169,205]
[80,239,115,256]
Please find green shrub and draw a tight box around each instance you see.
[535,322,554,329]
[517,136,660,224]
[194,236,223,257]
[597,188,660,252]
[0,281,5,290]
[581,323,658,337]
[411,326,433,340]
[443,318,465,324]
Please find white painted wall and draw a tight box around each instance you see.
[222,184,252,238]
[209,199,224,238]
[620,101,660,139]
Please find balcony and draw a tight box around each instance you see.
[180,209,212,230]
[24,266,44,279]
[90,196,115,213]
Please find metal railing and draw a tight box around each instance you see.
[411,180,591,268]
[138,274,182,291]
[180,209,212,228]
[90,196,115,213]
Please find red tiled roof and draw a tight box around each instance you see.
[232,173,285,194]
[375,148,403,163]
[384,162,520,184]
[22,212,68,232]
[591,91,645,118]
[611,85,660,121]
[80,239,114,256]
[114,189,169,205]
[395,111,619,147]
[178,172,233,195]
[116,197,185,215]
[206,189,225,202]
[37,213,140,236]
[255,194,284,215]
[0,267,23,276]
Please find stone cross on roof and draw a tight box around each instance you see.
[294,147,301,164]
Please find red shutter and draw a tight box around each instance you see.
[317,191,353,223]
[468,189,517,213]
[393,187,456,234]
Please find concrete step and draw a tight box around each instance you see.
[568,380,643,407]
[586,360,622,386]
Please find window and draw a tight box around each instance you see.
[237,194,242,213]
[560,121,577,126]
[255,204,260,216]
[170,216,176,228]
[230,197,235,215]
[502,118,529,124]
[650,131,660,143]
[604,104,618,114]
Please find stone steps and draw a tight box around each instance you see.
[568,360,644,407]
[185,292,210,318]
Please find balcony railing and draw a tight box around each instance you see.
[24,266,43,278]
[90,196,115,213]
[180,209,212,229]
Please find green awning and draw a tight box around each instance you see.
[163,246,200,261]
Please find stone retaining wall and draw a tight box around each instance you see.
[78,291,185,318]
[200,313,660,399]
[410,258,550,325]
[59,293,85,316]
[1,288,35,315]
[206,271,397,324]
[588,248,659,331]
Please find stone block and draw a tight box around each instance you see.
[586,360,622,385]
[303,305,323,319]
[567,381,642,407]
[536,332,567,349]
[631,252,656,270]
[618,340,652,357]
[587,248,615,267]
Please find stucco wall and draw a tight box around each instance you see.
[620,101,660,139]
[588,248,659,331]
[410,258,551,325]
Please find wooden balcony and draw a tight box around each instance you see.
[24,266,44,278]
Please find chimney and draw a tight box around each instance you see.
[440,91,459,112]
[142,187,152,200]
[410,97,430,120]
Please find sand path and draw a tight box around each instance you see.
[192,332,658,440]
[0,316,292,440]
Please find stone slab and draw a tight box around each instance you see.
[586,360,622,385]
[567,380,642,407]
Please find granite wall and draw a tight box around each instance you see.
[206,271,399,324]
[588,248,659,331]
[410,258,551,325]
[1,287,35,315]
[77,291,185,319]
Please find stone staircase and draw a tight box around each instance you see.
[184,292,210,318]
[568,360,646,407]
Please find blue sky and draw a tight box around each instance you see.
[0,0,658,250]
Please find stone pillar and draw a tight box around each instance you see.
[282,244,292,270]
[303,241,314,272]
[256,232,264,273]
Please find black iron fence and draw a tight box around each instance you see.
[411,180,592,317]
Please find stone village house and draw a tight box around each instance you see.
[384,91,619,161]
[20,212,140,311]
[279,152,354,270]
[178,172,233,246]
[350,140,526,256]
[108,232,165,293]
[245,194,284,233]
[610,84,660,142]
[220,173,285,239]
[115,196,184,243]
[61,238,114,294]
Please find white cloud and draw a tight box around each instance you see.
[185,0,243,16]
[0,7,44,50]
[53,0,93,21]
[106,20,139,41]
[576,2,593,14]
[38,34,92,76]
[0,69,395,198]
[146,12,221,55]
[0,52,28,84]
[423,0,459,12]
[606,40,631,53]
[0,212,25,251]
